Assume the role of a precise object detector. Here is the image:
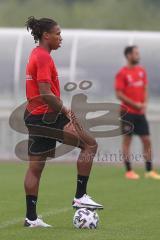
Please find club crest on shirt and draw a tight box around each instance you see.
[139,71,144,78]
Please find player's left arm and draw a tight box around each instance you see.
[143,69,149,112]
[144,85,148,104]
[144,69,149,103]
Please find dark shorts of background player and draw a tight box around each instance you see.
[120,111,150,136]
[24,110,70,157]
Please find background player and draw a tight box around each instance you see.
[24,16,103,227]
[115,45,160,180]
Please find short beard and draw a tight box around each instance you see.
[131,60,139,65]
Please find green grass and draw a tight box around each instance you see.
[0,162,160,240]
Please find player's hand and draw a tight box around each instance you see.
[134,102,146,111]
[142,102,147,113]
[61,106,69,115]
[61,106,77,122]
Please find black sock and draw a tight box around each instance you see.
[125,161,132,171]
[26,195,37,221]
[75,175,89,199]
[145,160,152,172]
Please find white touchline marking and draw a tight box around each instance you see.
[0,207,71,229]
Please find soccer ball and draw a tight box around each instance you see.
[73,208,99,229]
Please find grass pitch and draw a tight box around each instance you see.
[0,162,160,240]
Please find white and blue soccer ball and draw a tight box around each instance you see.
[73,208,99,229]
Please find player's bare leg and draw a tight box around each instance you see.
[122,135,139,179]
[122,135,132,170]
[24,155,51,227]
[63,111,103,209]
[24,155,46,196]
[141,135,160,179]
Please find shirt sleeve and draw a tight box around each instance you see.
[36,53,52,83]
[115,70,125,91]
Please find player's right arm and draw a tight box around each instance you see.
[116,91,144,110]
[115,70,144,110]
[36,53,68,115]
[38,82,68,114]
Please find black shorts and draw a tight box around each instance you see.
[120,111,150,136]
[24,110,70,157]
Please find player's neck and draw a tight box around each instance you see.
[39,42,52,53]
[127,63,137,69]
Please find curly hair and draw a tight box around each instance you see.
[26,16,58,43]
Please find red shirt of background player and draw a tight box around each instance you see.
[26,46,60,115]
[115,66,148,115]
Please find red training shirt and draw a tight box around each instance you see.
[26,46,60,115]
[115,66,148,115]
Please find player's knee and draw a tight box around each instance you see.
[93,140,98,153]
[29,163,45,176]
[84,139,98,155]
[142,136,151,146]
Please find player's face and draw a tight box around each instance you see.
[128,48,140,65]
[44,25,62,50]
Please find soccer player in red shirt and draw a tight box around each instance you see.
[24,17,103,227]
[115,46,160,180]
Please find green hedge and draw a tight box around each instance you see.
[0,0,160,31]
